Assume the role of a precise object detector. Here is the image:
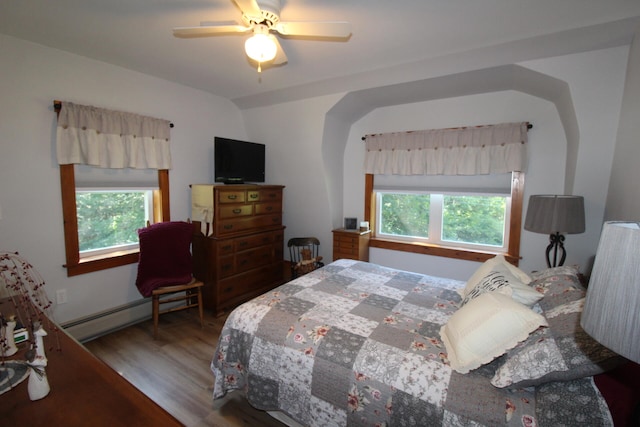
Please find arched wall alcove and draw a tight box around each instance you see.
[321,64,579,229]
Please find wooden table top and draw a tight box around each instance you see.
[0,299,183,426]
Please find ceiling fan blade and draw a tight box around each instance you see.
[270,35,288,65]
[274,21,351,38]
[173,24,251,38]
[233,0,262,19]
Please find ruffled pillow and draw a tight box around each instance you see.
[440,292,548,374]
[491,268,624,388]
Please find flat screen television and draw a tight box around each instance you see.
[214,137,266,184]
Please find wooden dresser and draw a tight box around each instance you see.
[332,228,371,261]
[191,184,285,315]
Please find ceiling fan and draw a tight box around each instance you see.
[173,0,352,72]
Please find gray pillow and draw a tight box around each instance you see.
[491,268,624,388]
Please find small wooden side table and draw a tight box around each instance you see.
[332,228,371,261]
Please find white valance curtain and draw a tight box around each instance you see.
[56,102,172,169]
[364,122,528,176]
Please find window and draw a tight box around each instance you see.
[54,100,172,276]
[365,172,524,265]
[60,165,170,276]
[76,188,155,259]
[376,191,510,252]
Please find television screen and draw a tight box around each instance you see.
[214,137,265,184]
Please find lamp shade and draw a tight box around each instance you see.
[244,30,277,63]
[524,195,585,234]
[581,221,640,363]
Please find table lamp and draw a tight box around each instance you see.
[524,195,585,267]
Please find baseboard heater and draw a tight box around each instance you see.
[61,298,152,343]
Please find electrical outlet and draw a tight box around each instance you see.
[56,289,68,304]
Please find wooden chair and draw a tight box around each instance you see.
[135,221,204,339]
[288,237,324,279]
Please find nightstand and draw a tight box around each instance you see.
[332,228,371,261]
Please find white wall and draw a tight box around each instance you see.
[242,93,344,260]
[345,47,627,278]
[241,46,628,280]
[606,27,640,221]
[0,34,246,326]
[519,47,628,271]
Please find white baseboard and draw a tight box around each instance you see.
[62,299,152,343]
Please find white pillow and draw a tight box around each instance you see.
[464,255,531,292]
[440,292,548,374]
[460,255,542,306]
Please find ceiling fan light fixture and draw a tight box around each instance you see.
[245,30,277,63]
[173,0,350,72]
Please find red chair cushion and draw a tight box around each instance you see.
[135,221,194,297]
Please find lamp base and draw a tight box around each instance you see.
[545,232,566,268]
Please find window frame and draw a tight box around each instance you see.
[375,191,511,252]
[364,172,524,265]
[75,187,156,258]
[60,165,170,276]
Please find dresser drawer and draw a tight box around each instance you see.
[217,190,246,204]
[235,231,277,251]
[255,201,282,215]
[334,235,359,248]
[216,240,235,255]
[216,255,235,279]
[247,190,260,202]
[217,264,282,303]
[215,230,282,278]
[216,214,282,235]
[258,189,282,202]
[334,247,358,258]
[218,204,253,218]
[236,245,273,271]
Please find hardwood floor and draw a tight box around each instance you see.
[84,308,287,427]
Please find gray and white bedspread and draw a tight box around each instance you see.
[212,259,611,426]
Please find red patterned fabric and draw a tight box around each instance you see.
[135,221,194,297]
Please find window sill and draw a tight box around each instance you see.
[369,237,520,266]
[65,250,139,276]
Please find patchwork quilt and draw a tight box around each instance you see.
[211,259,611,427]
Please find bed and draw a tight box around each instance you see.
[211,258,623,426]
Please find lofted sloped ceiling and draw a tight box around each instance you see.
[1,1,640,108]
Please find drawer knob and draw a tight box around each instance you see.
[227,195,237,200]
[249,194,258,199]
[224,224,233,230]
[233,208,242,214]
